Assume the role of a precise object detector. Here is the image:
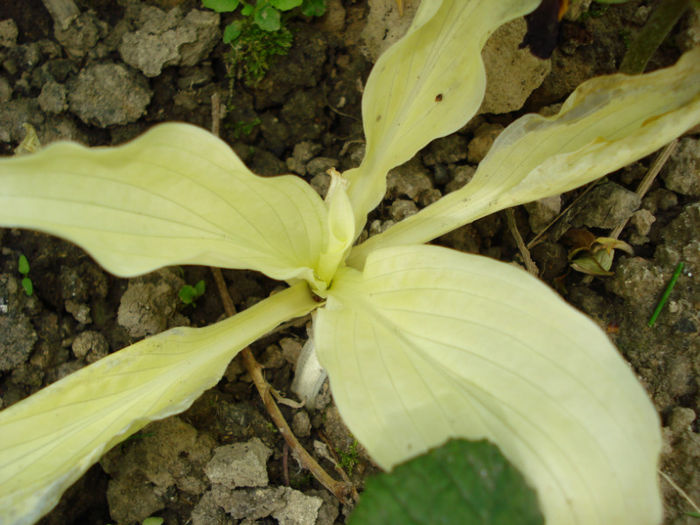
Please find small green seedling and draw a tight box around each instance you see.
[337,440,359,475]
[17,254,33,296]
[1,1,698,524]
[203,0,326,82]
[178,280,206,306]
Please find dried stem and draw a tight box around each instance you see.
[506,208,538,275]
[609,140,678,240]
[207,93,352,503]
[659,469,700,515]
[210,268,353,503]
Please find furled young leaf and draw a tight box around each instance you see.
[348,439,543,525]
[344,0,540,235]
[347,47,700,268]
[316,245,662,525]
[0,123,329,286]
[0,282,316,525]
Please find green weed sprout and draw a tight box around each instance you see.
[178,279,206,306]
[17,254,33,296]
[202,0,327,82]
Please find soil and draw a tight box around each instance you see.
[0,1,698,524]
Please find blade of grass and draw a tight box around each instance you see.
[648,261,684,327]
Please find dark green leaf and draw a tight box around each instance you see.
[349,439,543,525]
[301,0,326,16]
[271,0,303,11]
[179,285,198,305]
[241,2,254,15]
[202,0,240,13]
[254,3,281,31]
[223,20,243,43]
[18,254,30,275]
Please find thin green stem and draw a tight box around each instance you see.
[648,262,684,327]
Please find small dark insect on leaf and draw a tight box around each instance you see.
[520,0,569,59]
[435,93,443,102]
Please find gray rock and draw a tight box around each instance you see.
[669,407,696,434]
[102,417,215,524]
[210,486,321,523]
[390,199,418,221]
[287,141,323,175]
[71,330,109,363]
[525,195,561,234]
[190,491,235,525]
[0,98,44,143]
[387,159,433,201]
[310,173,330,198]
[661,138,699,197]
[279,337,303,365]
[572,182,641,229]
[205,438,272,488]
[642,188,678,214]
[467,122,504,163]
[178,10,221,66]
[419,188,442,207]
[38,80,67,113]
[480,18,550,114]
[445,165,476,193]
[0,19,18,48]
[212,486,286,519]
[117,269,184,338]
[119,6,184,77]
[307,157,338,177]
[292,411,311,438]
[54,11,107,59]
[0,315,38,371]
[64,299,91,324]
[272,489,323,525]
[606,256,665,307]
[308,489,340,525]
[630,209,656,237]
[68,63,152,127]
[360,0,416,61]
[661,203,700,249]
[423,134,468,166]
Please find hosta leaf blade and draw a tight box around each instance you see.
[0,283,316,525]
[316,245,662,525]
[345,0,540,234]
[0,123,327,284]
[348,47,700,267]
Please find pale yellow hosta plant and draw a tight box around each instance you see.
[0,0,699,523]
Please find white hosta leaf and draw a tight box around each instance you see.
[0,123,328,285]
[0,283,317,525]
[347,47,700,267]
[345,0,540,233]
[316,245,661,525]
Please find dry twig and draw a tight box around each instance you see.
[208,94,353,503]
